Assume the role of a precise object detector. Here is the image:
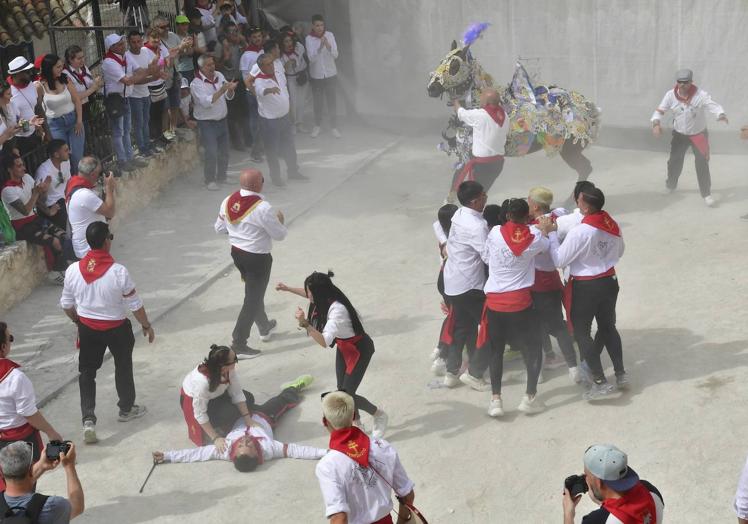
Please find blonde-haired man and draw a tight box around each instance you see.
[316,392,415,524]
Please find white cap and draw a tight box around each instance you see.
[104,33,125,51]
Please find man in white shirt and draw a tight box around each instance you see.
[65,156,115,260]
[214,169,286,356]
[651,69,728,207]
[305,14,341,139]
[451,88,508,200]
[542,187,626,401]
[126,31,158,158]
[60,221,155,444]
[34,139,71,231]
[190,54,238,190]
[316,391,415,524]
[254,53,305,187]
[6,57,43,158]
[442,181,491,389]
[240,27,265,162]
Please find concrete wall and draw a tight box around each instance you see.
[348,0,748,132]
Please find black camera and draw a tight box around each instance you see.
[46,440,72,461]
[564,474,588,498]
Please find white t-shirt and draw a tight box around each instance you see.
[181,366,245,424]
[239,49,261,78]
[10,84,38,137]
[548,223,625,277]
[0,103,21,151]
[67,187,105,258]
[35,159,71,206]
[457,106,507,157]
[214,190,287,253]
[60,261,143,321]
[316,436,414,524]
[0,367,38,430]
[1,174,36,222]
[254,73,290,119]
[482,226,549,293]
[322,301,356,346]
[102,53,133,97]
[125,47,157,98]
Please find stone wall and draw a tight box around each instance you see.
[0,140,199,315]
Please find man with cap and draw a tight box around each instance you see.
[6,56,44,157]
[563,444,664,524]
[651,69,728,207]
[102,33,156,172]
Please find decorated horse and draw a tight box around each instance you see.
[427,23,601,202]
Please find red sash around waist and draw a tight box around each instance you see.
[78,316,125,331]
[562,267,616,333]
[476,289,533,347]
[335,335,364,374]
[10,215,37,230]
[0,422,35,441]
[531,269,563,292]
[451,154,503,192]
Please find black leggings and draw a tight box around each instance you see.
[335,335,377,418]
[532,290,577,367]
[203,387,300,437]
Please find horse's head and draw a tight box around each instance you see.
[427,40,473,98]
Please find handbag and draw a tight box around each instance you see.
[296,70,308,86]
[149,82,167,103]
[104,93,125,119]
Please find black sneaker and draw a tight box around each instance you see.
[232,344,262,358]
[118,404,147,422]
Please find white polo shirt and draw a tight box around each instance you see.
[125,47,157,98]
[34,159,71,206]
[457,107,507,157]
[1,175,36,222]
[60,260,143,320]
[190,71,231,121]
[102,53,133,97]
[67,187,105,258]
[214,190,287,253]
[316,436,414,524]
[0,367,38,430]
[306,31,338,79]
[181,366,245,424]
[443,206,488,296]
[254,73,290,119]
[10,83,38,138]
[482,226,548,293]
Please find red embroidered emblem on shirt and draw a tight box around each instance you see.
[87,259,96,272]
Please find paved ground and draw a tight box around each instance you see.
[9,130,748,523]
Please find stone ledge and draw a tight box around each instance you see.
[0,140,199,315]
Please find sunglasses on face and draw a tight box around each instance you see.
[6,334,14,343]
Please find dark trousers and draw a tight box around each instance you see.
[37,197,68,232]
[484,307,543,396]
[15,218,66,271]
[471,158,504,193]
[78,319,136,423]
[245,92,262,154]
[667,130,711,197]
[149,98,165,140]
[445,289,489,376]
[259,114,299,184]
[570,277,624,381]
[310,76,337,127]
[532,290,577,367]
[203,387,300,436]
[335,335,377,418]
[230,249,272,347]
[197,118,229,183]
[228,83,252,148]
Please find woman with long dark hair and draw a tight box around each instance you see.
[276,271,388,438]
[0,82,43,154]
[35,54,84,173]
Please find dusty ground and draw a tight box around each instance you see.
[22,132,748,522]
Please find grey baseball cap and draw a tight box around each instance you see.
[676,69,693,82]
[584,444,640,492]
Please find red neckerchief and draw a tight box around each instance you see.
[482,103,506,127]
[196,70,219,90]
[582,211,621,237]
[255,72,275,81]
[78,249,115,284]
[329,426,370,468]
[64,175,95,203]
[144,42,159,54]
[225,191,262,224]
[6,75,30,89]
[104,51,127,68]
[228,428,265,463]
[0,359,21,383]
[3,177,24,188]
[500,221,533,256]
[65,66,91,88]
[602,482,657,524]
[245,44,262,52]
[673,83,697,103]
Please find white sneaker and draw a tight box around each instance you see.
[372,410,388,439]
[517,394,545,414]
[431,358,447,376]
[259,319,277,342]
[431,347,441,361]
[206,182,219,191]
[47,271,65,286]
[444,372,460,388]
[331,128,342,139]
[310,126,321,138]
[487,398,504,417]
[568,366,582,384]
[704,195,717,207]
[83,420,98,444]
[459,372,491,391]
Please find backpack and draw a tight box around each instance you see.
[0,492,49,523]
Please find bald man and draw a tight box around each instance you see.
[449,88,509,200]
[215,169,287,356]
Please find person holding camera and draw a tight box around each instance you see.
[0,440,83,522]
[60,222,155,445]
[563,444,663,524]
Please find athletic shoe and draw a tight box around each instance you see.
[704,195,717,207]
[430,347,441,361]
[615,373,630,391]
[259,319,277,342]
[118,404,147,422]
[568,366,582,384]
[310,126,321,138]
[543,351,565,370]
[431,358,447,376]
[582,381,616,401]
[372,410,388,439]
[459,372,491,391]
[206,182,219,191]
[444,372,460,388]
[487,398,504,417]
[331,128,342,139]
[282,374,314,391]
[83,420,98,444]
[131,156,149,168]
[232,344,262,358]
[47,271,65,286]
[163,129,177,141]
[517,394,545,414]
[577,361,595,387]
